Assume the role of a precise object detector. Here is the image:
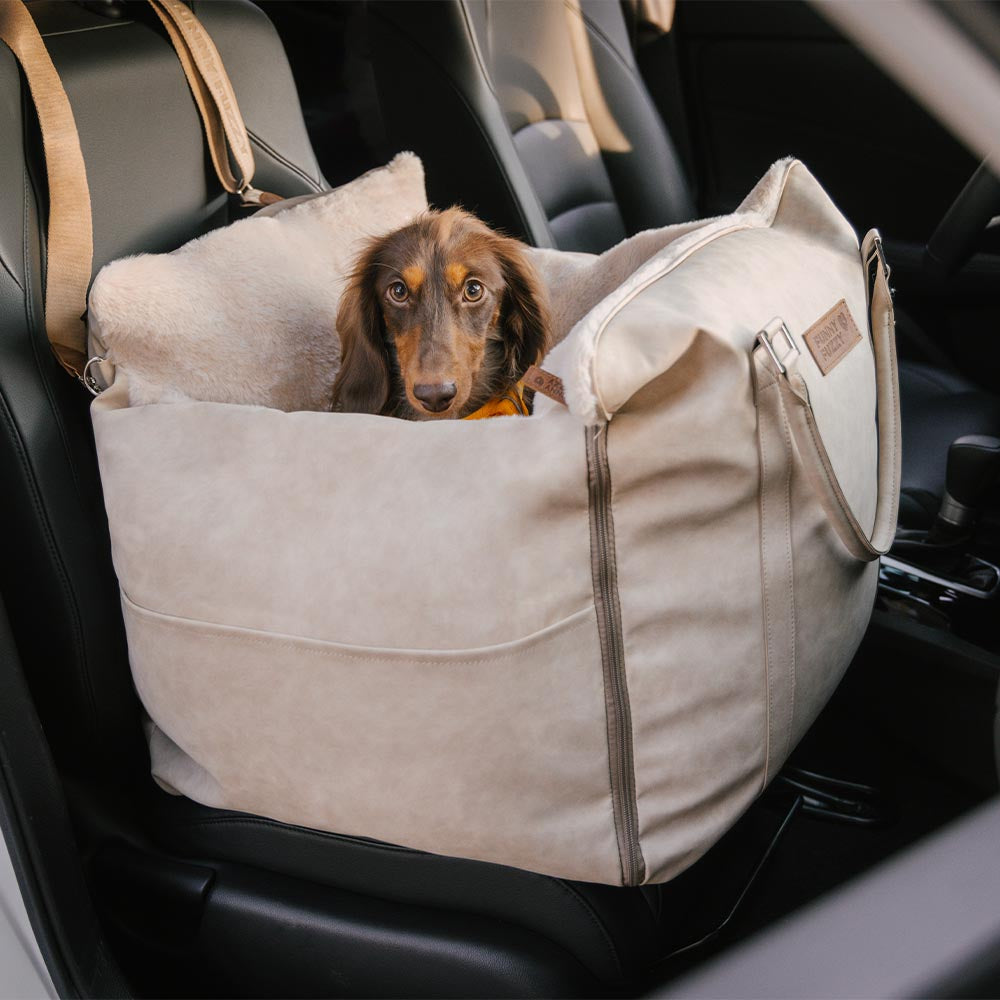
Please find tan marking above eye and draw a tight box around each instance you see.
[445,263,469,288]
[401,266,425,292]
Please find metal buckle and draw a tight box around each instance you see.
[82,355,106,397]
[756,318,799,375]
[867,230,891,283]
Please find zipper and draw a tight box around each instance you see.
[586,424,645,887]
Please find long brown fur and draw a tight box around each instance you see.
[332,209,550,420]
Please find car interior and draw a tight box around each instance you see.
[1,1,999,996]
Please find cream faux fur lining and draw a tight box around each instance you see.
[88,152,429,412]
[88,154,802,421]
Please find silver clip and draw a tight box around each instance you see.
[756,318,799,375]
[867,230,891,283]
[82,356,106,397]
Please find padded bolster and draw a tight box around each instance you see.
[191,1,324,197]
[35,0,323,273]
[151,791,672,985]
[549,201,627,256]
[514,119,627,253]
[574,0,694,235]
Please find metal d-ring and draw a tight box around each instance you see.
[82,356,106,397]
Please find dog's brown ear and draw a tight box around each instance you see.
[332,244,392,414]
[495,237,551,380]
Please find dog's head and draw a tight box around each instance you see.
[332,208,549,419]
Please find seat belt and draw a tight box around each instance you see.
[0,0,281,383]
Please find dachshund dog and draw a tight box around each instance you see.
[332,208,550,419]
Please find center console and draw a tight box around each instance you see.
[867,436,1000,792]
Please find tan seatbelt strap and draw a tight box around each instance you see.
[0,0,93,379]
[148,0,280,206]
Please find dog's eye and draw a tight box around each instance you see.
[463,279,485,302]
[387,281,409,303]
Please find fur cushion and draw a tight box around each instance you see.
[88,152,429,411]
[88,152,799,421]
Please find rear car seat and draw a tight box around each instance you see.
[0,2,699,994]
[364,0,1000,528]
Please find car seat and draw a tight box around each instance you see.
[0,2,712,994]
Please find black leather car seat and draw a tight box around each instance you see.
[368,0,693,253]
[0,2,690,995]
[365,0,1000,527]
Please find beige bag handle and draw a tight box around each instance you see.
[753,230,901,562]
[0,0,281,382]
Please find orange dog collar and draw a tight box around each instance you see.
[461,367,567,420]
[462,381,530,420]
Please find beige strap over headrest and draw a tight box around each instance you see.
[0,0,94,380]
[0,0,282,382]
[147,0,280,206]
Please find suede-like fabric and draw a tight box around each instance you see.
[90,158,892,885]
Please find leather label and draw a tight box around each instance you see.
[523,365,567,406]
[802,299,862,375]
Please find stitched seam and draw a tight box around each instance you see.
[585,426,644,886]
[549,198,619,225]
[568,1,638,76]
[755,374,774,791]
[546,879,624,978]
[800,402,873,556]
[39,21,133,39]
[0,247,21,290]
[182,814,419,852]
[124,599,593,665]
[587,432,626,884]
[246,129,324,193]
[604,431,643,885]
[774,381,797,761]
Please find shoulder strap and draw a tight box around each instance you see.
[0,0,93,381]
[147,0,281,207]
[0,0,282,382]
[752,230,901,562]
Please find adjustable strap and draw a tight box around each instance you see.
[0,0,282,384]
[0,0,93,381]
[147,0,281,206]
[752,230,901,562]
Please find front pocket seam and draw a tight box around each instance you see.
[122,593,595,665]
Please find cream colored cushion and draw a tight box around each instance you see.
[87,152,428,411]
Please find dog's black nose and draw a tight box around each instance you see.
[413,382,457,413]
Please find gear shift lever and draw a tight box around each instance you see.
[883,435,1000,608]
[931,435,1000,541]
